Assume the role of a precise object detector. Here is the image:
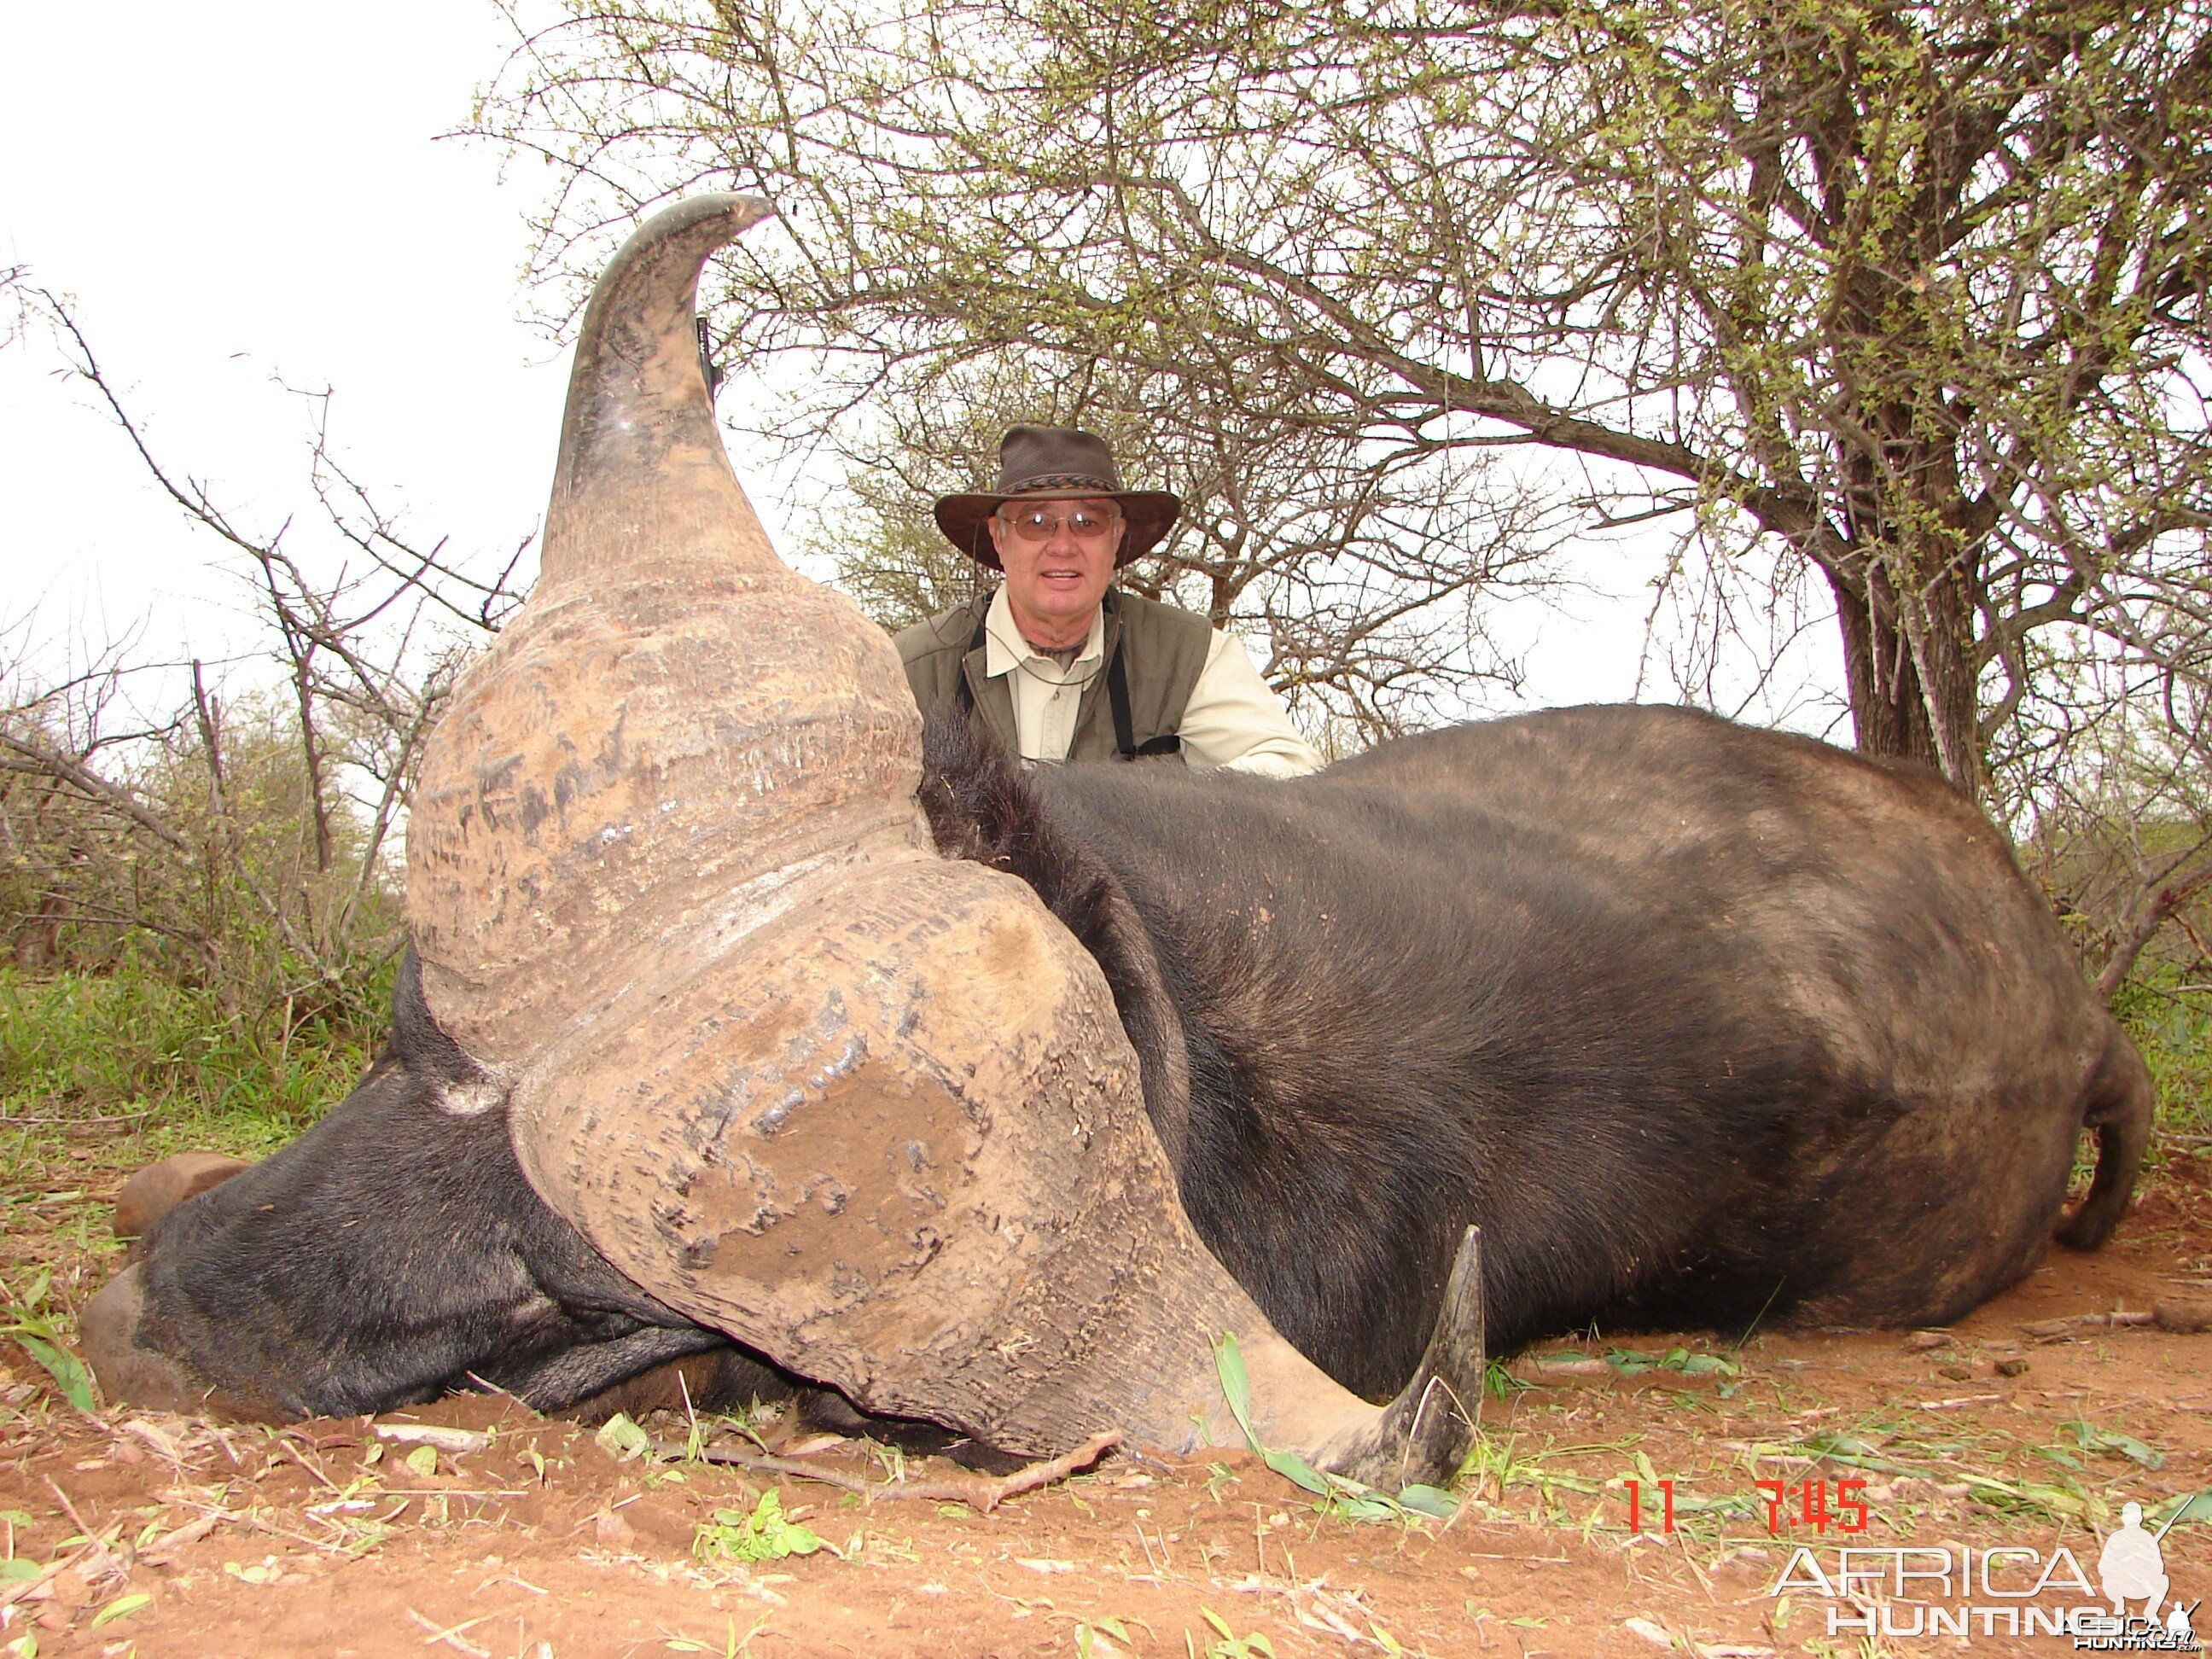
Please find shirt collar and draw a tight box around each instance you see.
[982,585,1107,679]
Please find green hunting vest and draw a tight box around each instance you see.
[894,588,1213,763]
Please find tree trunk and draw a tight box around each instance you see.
[1822,556,1985,800]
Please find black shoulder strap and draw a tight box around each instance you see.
[965,592,1180,760]
[1105,593,1183,762]
[954,612,987,713]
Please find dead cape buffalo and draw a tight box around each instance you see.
[81,195,2150,1490]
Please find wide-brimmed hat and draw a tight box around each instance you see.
[934,427,1181,570]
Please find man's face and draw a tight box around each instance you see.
[988,495,1124,645]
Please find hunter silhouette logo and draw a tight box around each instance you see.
[1769,1490,2203,1644]
[2102,1503,2172,1617]
[2088,1501,2196,1650]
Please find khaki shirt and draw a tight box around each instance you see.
[977,589,1321,776]
[900,587,1325,776]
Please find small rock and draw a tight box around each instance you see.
[45,1569,92,1610]
[1906,1330,1954,1351]
[1624,1615,1674,1647]
[1936,1363,1975,1382]
[594,1510,637,1546]
[1995,1357,2030,1377]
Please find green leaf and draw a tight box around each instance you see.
[2152,1491,2212,1529]
[88,1592,152,1629]
[12,1336,95,1412]
[404,1444,438,1478]
[1324,1493,1401,1523]
[595,1412,653,1463]
[2097,1431,2164,1470]
[1398,1484,1460,1518]
[2065,1419,2165,1470]
[0,1558,40,1583]
[1214,1331,1451,1523]
[1211,1335,1260,1451]
[693,1490,824,1563]
[0,1511,34,1528]
[1259,1448,1330,1497]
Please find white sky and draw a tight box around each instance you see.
[0,3,1842,730]
[3,3,600,682]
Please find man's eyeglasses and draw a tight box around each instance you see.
[997,504,1122,544]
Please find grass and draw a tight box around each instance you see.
[0,962,378,1136]
[2113,966,2212,1144]
[0,961,384,1391]
[0,962,383,1217]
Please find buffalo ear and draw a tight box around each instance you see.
[114,1152,254,1239]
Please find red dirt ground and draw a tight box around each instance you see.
[3,1152,2209,1658]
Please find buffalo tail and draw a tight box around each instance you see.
[2057,1027,2154,1250]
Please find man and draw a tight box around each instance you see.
[895,428,1324,777]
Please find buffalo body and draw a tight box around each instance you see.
[86,702,2147,1427]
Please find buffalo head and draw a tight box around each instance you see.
[82,195,1481,1488]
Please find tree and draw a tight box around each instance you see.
[804,358,1571,742]
[0,285,527,1033]
[482,0,2210,794]
[478,0,2212,978]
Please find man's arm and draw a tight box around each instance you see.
[1176,631,1325,777]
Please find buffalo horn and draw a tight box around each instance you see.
[404,194,1478,1486]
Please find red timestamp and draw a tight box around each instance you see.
[1618,1476,1874,1534]
[1757,1476,1871,1534]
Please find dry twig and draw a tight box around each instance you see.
[649,1429,1122,1512]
